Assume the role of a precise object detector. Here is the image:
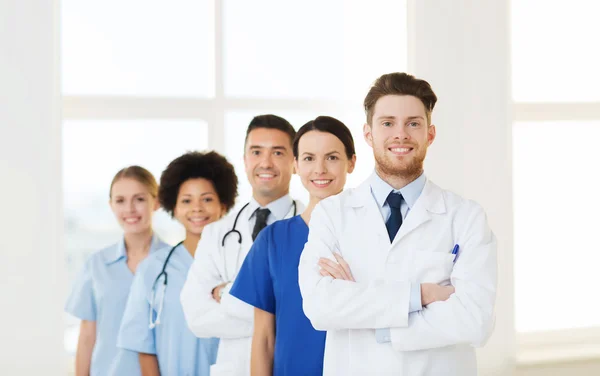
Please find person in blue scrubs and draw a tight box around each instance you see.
[116,151,238,375]
[65,166,169,376]
[230,116,357,375]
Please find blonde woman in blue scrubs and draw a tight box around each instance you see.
[65,166,169,376]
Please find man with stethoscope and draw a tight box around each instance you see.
[181,114,304,376]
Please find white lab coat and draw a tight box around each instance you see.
[298,178,497,376]
[181,201,300,376]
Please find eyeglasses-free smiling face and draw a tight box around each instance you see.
[244,127,294,203]
[295,130,355,200]
[110,178,159,234]
[173,178,225,236]
[364,94,436,182]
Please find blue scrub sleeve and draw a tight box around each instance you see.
[65,258,97,321]
[230,229,276,314]
[117,261,157,355]
[107,348,142,376]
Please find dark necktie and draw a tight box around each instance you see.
[385,192,403,242]
[252,208,271,241]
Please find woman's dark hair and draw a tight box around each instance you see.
[293,116,356,159]
[158,151,238,216]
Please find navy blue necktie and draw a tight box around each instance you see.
[386,192,403,242]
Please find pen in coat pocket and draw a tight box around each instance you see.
[451,244,459,263]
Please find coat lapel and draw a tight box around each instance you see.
[346,180,390,243]
[391,179,446,247]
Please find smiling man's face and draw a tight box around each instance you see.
[244,127,294,204]
[364,94,436,182]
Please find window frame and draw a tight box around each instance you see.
[60,0,374,359]
[62,0,355,155]
[514,104,600,362]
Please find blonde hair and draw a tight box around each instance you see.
[109,166,158,198]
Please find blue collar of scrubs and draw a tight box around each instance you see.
[104,233,160,265]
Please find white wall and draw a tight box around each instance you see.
[408,1,515,375]
[0,1,65,375]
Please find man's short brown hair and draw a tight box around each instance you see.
[363,72,438,125]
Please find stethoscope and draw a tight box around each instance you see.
[149,240,184,329]
[220,200,297,280]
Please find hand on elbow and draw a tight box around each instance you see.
[211,282,228,303]
[318,254,355,282]
[420,283,455,306]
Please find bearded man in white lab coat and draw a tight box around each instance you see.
[298,72,497,376]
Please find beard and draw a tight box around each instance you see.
[374,144,427,180]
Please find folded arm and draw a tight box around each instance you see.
[180,224,253,339]
[298,203,412,331]
[390,205,497,351]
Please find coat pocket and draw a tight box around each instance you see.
[412,251,455,285]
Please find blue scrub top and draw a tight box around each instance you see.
[117,243,219,376]
[230,216,326,376]
[65,235,169,376]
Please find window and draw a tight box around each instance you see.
[62,0,407,355]
[63,119,208,279]
[62,0,214,97]
[511,0,600,103]
[223,0,345,99]
[511,0,600,351]
[513,121,600,332]
[223,0,407,102]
